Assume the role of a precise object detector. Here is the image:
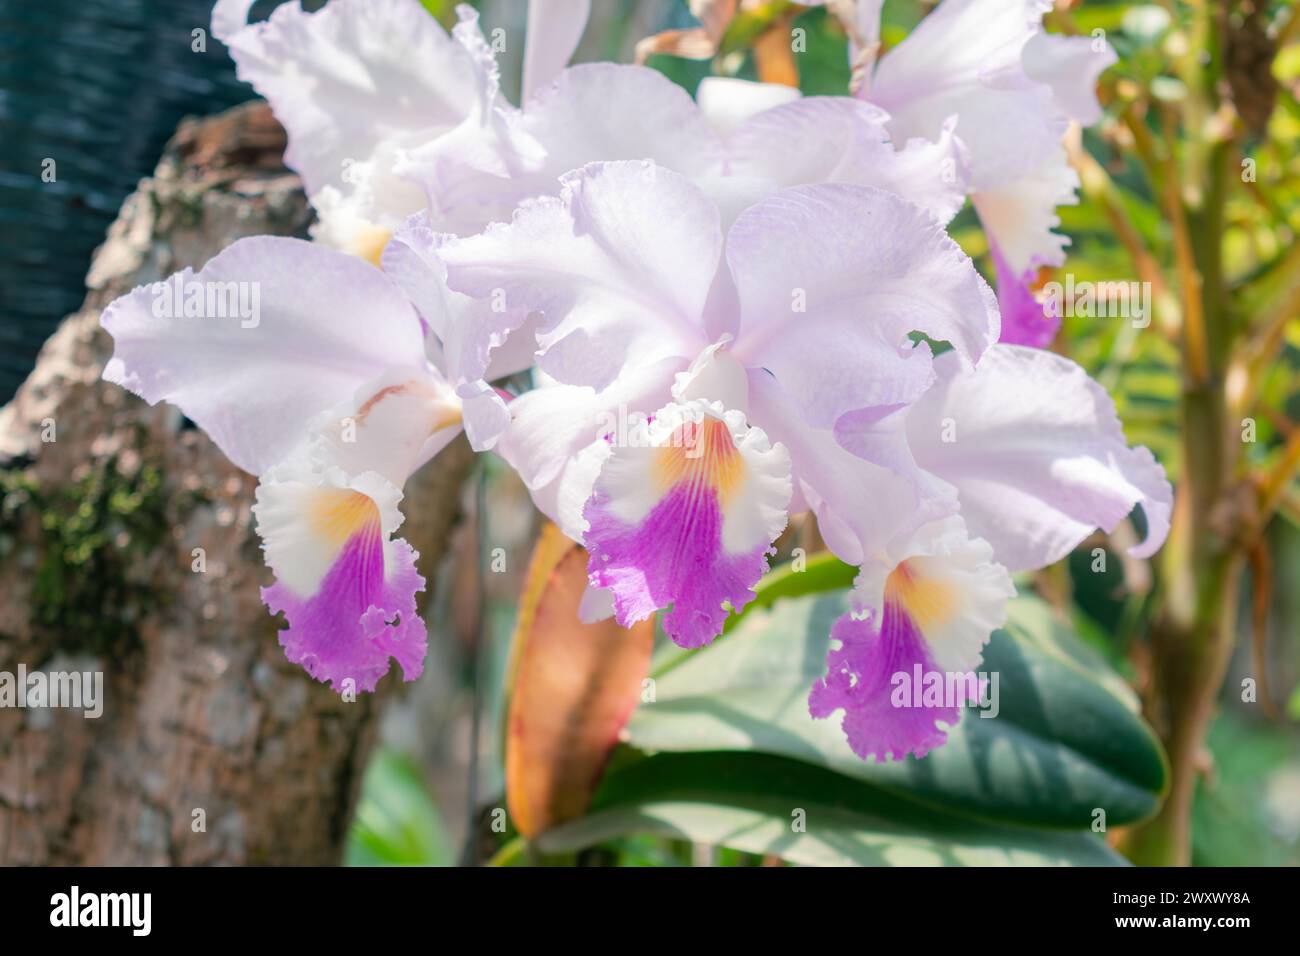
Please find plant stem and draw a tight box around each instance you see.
[485,835,528,867]
[1122,137,1242,865]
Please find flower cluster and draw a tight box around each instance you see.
[101,0,1169,760]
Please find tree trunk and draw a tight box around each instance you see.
[0,102,474,865]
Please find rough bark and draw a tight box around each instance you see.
[0,102,474,865]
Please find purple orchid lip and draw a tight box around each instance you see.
[583,406,792,649]
[809,517,1014,761]
[586,477,773,650]
[264,519,427,695]
[810,599,966,763]
[990,241,1060,349]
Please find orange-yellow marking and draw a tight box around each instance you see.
[356,381,463,434]
[353,224,393,269]
[307,489,381,548]
[652,418,744,504]
[885,559,958,633]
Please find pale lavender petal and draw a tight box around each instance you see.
[746,371,946,566]
[522,64,727,186]
[727,97,970,224]
[382,213,531,451]
[727,183,999,428]
[867,0,1065,190]
[523,0,592,102]
[906,345,1173,571]
[101,237,426,475]
[438,162,720,390]
[216,0,491,195]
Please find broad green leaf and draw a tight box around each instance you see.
[538,752,1127,867]
[726,551,857,625]
[651,552,856,677]
[628,591,1167,829]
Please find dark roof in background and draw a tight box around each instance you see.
[0,0,290,402]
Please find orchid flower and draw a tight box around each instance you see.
[810,343,1171,760]
[100,237,491,692]
[99,0,1169,763]
[836,0,1117,347]
[435,159,998,646]
[385,60,972,449]
[434,160,1171,760]
[211,0,561,260]
[215,0,970,248]
[212,0,972,440]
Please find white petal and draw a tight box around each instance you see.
[496,358,683,540]
[523,0,592,102]
[852,514,1015,674]
[584,399,792,647]
[906,345,1173,571]
[671,340,750,413]
[101,237,427,475]
[306,367,464,488]
[972,147,1079,273]
[438,161,720,390]
[695,76,801,138]
[727,97,970,224]
[216,0,493,196]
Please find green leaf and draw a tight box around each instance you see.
[651,552,856,677]
[538,752,1127,866]
[345,749,451,867]
[628,592,1167,829]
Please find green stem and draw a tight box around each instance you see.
[485,835,528,867]
[1122,135,1243,865]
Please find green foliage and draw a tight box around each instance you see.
[346,749,452,867]
[513,558,1166,866]
[540,752,1125,866]
[1193,713,1300,867]
[629,588,1165,829]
